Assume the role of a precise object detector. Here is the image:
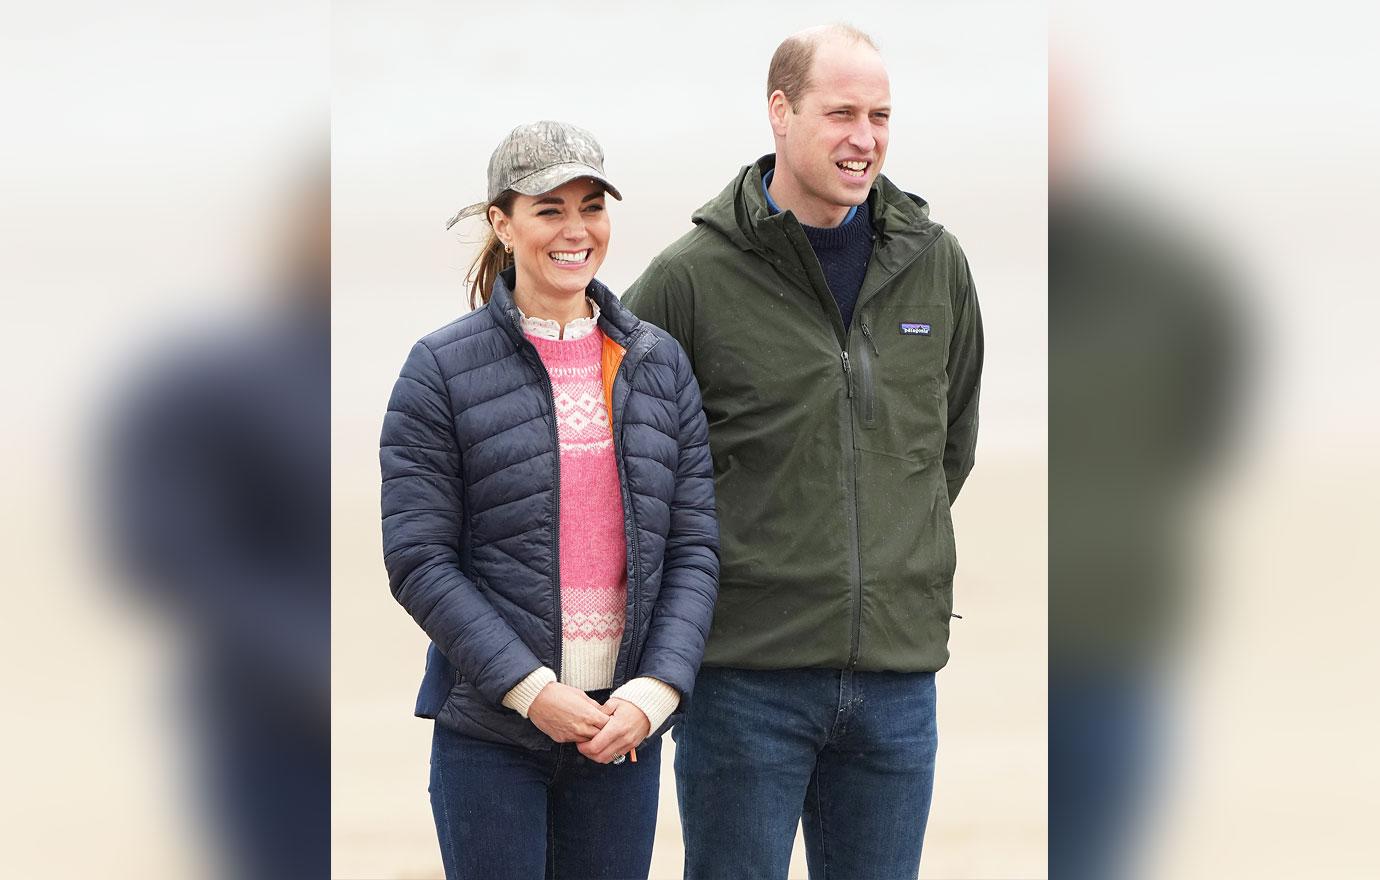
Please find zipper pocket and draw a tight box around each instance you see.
[859,321,879,428]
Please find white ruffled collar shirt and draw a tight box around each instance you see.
[518,298,601,341]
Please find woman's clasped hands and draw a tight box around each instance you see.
[526,682,651,763]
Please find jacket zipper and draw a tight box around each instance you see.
[844,321,881,657]
[842,341,864,667]
[612,330,649,686]
[859,320,878,427]
[860,319,879,352]
[831,336,865,668]
[614,426,641,685]
[542,366,564,681]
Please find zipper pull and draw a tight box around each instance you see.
[860,321,879,356]
[840,351,854,398]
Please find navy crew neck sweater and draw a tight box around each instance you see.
[764,169,875,329]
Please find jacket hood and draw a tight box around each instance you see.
[690,154,940,260]
[488,265,642,347]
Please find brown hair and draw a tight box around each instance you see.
[766,23,880,109]
[465,190,518,309]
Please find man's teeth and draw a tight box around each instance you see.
[837,160,868,175]
[549,250,589,263]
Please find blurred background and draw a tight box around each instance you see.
[332,1,1046,879]
[0,2,328,878]
[1050,2,1380,878]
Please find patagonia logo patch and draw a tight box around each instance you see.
[899,322,932,336]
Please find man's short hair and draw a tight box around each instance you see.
[767,23,880,109]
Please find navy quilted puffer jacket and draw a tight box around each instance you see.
[380,268,719,751]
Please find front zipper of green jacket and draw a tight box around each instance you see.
[509,309,566,681]
[828,316,865,668]
[839,341,865,667]
[809,291,868,670]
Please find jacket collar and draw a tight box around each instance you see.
[692,154,943,267]
[488,266,642,349]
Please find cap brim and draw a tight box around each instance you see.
[508,162,622,203]
[444,164,622,230]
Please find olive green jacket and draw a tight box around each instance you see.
[623,156,983,672]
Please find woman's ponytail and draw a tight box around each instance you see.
[465,191,517,309]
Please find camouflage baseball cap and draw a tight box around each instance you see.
[445,120,622,229]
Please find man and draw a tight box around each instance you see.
[106,162,330,880]
[623,23,984,880]
[1047,62,1240,880]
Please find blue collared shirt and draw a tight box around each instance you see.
[762,168,859,226]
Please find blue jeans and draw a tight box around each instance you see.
[673,667,938,880]
[1049,671,1161,880]
[429,715,662,880]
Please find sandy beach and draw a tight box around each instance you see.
[330,456,1048,879]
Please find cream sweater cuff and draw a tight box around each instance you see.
[610,676,681,736]
[501,666,557,718]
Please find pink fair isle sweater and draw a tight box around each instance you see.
[499,301,680,736]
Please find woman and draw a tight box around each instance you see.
[380,120,719,880]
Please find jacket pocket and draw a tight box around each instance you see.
[934,477,957,581]
[860,345,878,428]
[854,308,948,460]
[859,320,879,429]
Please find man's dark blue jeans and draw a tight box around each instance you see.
[428,711,662,880]
[673,667,938,880]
